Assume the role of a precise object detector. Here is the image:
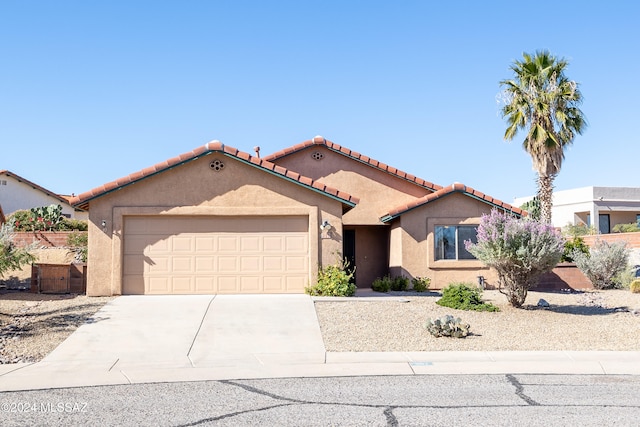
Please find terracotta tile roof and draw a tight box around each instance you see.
[380,182,526,222]
[0,170,75,209]
[70,141,360,210]
[263,136,443,192]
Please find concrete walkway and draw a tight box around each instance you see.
[1,295,639,392]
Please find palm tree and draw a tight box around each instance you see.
[500,50,586,224]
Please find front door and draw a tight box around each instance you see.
[343,229,356,283]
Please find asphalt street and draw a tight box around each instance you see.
[1,374,640,426]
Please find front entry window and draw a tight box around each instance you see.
[435,225,477,260]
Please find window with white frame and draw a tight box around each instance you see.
[434,225,478,260]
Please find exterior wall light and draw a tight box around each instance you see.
[320,220,332,232]
[101,220,107,229]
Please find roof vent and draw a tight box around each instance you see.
[311,151,324,161]
[209,159,225,171]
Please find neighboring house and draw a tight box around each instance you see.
[514,186,640,234]
[71,137,523,296]
[0,170,88,220]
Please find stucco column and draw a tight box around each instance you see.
[590,203,599,232]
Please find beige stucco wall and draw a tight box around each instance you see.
[270,146,432,225]
[389,193,497,289]
[86,154,346,296]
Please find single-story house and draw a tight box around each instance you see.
[71,137,523,296]
[514,186,640,234]
[0,170,88,220]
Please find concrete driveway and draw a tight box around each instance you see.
[0,295,330,390]
[44,294,327,369]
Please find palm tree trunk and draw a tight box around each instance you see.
[537,175,555,224]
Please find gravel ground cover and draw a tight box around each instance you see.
[1,289,639,364]
[315,289,640,352]
[0,292,113,364]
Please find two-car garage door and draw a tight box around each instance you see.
[122,216,309,294]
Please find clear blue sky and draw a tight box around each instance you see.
[1,1,638,204]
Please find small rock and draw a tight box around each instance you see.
[537,298,550,308]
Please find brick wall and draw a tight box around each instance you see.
[583,232,640,248]
[12,231,85,248]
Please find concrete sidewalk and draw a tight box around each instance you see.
[1,295,639,392]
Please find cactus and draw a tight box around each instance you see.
[630,279,640,294]
[425,315,470,338]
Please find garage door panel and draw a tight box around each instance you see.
[240,276,260,292]
[148,257,170,274]
[264,276,285,292]
[172,277,193,292]
[195,256,215,273]
[148,277,170,293]
[218,256,238,272]
[218,277,238,292]
[286,276,307,291]
[286,256,307,272]
[195,237,215,251]
[240,236,261,251]
[240,256,261,272]
[263,236,284,251]
[218,237,238,252]
[263,257,283,271]
[147,238,170,253]
[123,216,310,294]
[172,257,192,272]
[172,236,193,252]
[285,236,307,251]
[195,277,216,292]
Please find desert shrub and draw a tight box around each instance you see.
[562,236,589,263]
[58,218,89,231]
[0,223,36,276]
[411,276,431,292]
[630,279,640,293]
[519,196,540,221]
[425,315,470,338]
[372,276,392,293]
[436,282,499,312]
[465,210,565,307]
[563,222,597,238]
[613,265,638,289]
[67,231,88,263]
[305,259,355,297]
[612,223,640,233]
[391,275,409,291]
[7,210,33,231]
[572,240,630,289]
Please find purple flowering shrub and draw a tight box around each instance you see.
[465,210,565,307]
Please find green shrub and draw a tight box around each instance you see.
[0,223,36,276]
[8,209,88,232]
[7,210,33,231]
[372,276,392,293]
[58,218,89,231]
[630,279,640,293]
[563,222,597,238]
[425,315,470,338]
[612,223,640,233]
[391,275,409,291]
[411,276,431,292]
[305,259,355,297]
[572,240,630,289]
[562,237,589,263]
[66,231,88,263]
[436,282,499,312]
[466,210,564,307]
